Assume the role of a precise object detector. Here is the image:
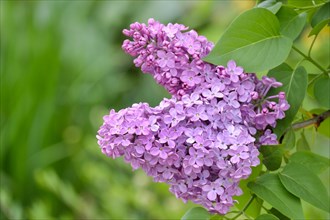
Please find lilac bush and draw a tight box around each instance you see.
[97,19,289,214]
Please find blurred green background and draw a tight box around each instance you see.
[1,1,329,219]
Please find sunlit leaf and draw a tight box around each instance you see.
[276,7,307,40]
[318,118,330,137]
[204,8,292,72]
[287,0,325,7]
[279,162,330,212]
[257,0,282,14]
[248,173,304,219]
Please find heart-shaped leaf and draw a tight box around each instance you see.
[268,64,308,137]
[181,207,211,220]
[276,6,307,40]
[248,173,304,219]
[204,8,292,72]
[279,162,330,212]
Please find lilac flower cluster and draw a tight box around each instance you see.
[122,19,213,97]
[97,19,289,214]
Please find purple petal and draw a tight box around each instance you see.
[227,60,236,69]
[189,157,196,166]
[202,185,211,191]
[179,183,187,193]
[159,151,168,159]
[150,124,159,132]
[150,147,159,156]
[168,140,176,148]
[240,152,250,159]
[163,170,172,179]
[207,190,217,201]
[135,145,145,154]
[230,155,239,164]
[216,187,224,195]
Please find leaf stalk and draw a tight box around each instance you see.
[292,46,328,76]
[231,195,256,220]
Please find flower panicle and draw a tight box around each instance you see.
[98,19,290,214]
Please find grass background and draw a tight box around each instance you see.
[1,1,329,219]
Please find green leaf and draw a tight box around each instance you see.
[181,207,211,220]
[209,215,224,220]
[306,7,317,22]
[289,151,330,174]
[314,76,330,108]
[309,2,330,36]
[257,0,283,14]
[307,73,319,96]
[309,18,330,36]
[276,7,307,40]
[203,8,292,72]
[297,131,311,151]
[282,128,295,150]
[260,145,283,171]
[248,173,304,219]
[311,2,330,27]
[256,214,279,220]
[287,0,325,7]
[279,162,330,212]
[269,208,290,220]
[319,117,330,137]
[268,64,308,137]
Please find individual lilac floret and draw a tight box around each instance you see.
[98,19,290,215]
[259,129,278,145]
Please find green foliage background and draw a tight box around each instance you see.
[1,1,329,219]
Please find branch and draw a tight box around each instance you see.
[291,110,330,130]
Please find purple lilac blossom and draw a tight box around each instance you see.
[97,19,290,215]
